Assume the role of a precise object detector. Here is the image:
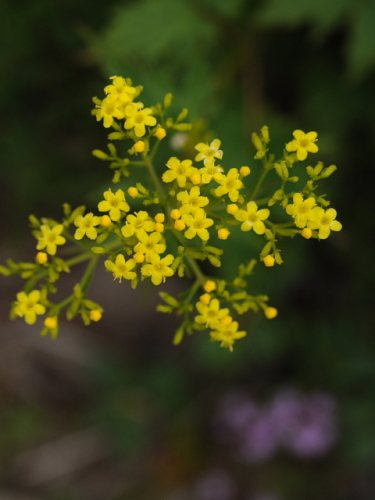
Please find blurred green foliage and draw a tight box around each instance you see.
[1,0,375,498]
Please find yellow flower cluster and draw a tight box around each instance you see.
[93,76,156,136]
[1,76,342,351]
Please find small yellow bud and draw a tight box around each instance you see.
[174,219,186,231]
[134,141,145,153]
[199,293,211,305]
[36,252,48,264]
[240,166,251,177]
[154,222,164,232]
[220,315,233,326]
[44,316,58,329]
[301,228,312,239]
[127,187,139,198]
[264,307,278,319]
[133,252,145,263]
[190,173,202,185]
[155,213,165,223]
[218,228,230,240]
[263,255,275,267]
[100,215,112,227]
[227,204,239,215]
[155,127,166,140]
[204,280,216,293]
[170,209,181,220]
[90,310,102,322]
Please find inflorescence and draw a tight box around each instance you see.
[0,76,342,350]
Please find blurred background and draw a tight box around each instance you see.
[1,0,375,498]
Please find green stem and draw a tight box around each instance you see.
[143,152,166,200]
[80,255,99,293]
[248,165,270,201]
[184,279,200,305]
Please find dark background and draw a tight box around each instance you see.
[1,0,375,499]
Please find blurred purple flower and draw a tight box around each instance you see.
[193,468,237,500]
[214,388,338,462]
[270,389,338,458]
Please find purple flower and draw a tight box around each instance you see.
[270,389,338,458]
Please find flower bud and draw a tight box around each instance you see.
[133,252,145,263]
[170,209,181,220]
[263,255,275,267]
[218,228,230,240]
[100,215,112,227]
[90,310,102,322]
[301,228,312,239]
[134,141,145,153]
[155,127,166,140]
[264,307,278,319]
[220,315,233,326]
[204,280,216,293]
[227,204,239,215]
[190,173,201,185]
[36,252,48,264]
[174,220,185,231]
[127,187,139,198]
[240,166,251,177]
[199,293,211,305]
[155,213,165,223]
[44,316,58,329]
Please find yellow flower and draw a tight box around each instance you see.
[162,157,198,188]
[104,254,136,282]
[177,186,209,214]
[134,232,166,262]
[195,298,229,328]
[307,207,342,239]
[195,139,223,164]
[14,290,46,325]
[214,168,243,202]
[182,208,214,241]
[37,224,66,255]
[210,321,247,351]
[94,96,124,128]
[286,193,317,228]
[199,159,224,184]
[124,105,157,137]
[98,188,130,221]
[104,76,136,103]
[286,130,318,161]
[141,254,175,285]
[121,211,155,239]
[235,201,270,234]
[74,213,101,240]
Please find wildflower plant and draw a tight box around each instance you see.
[0,76,342,350]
